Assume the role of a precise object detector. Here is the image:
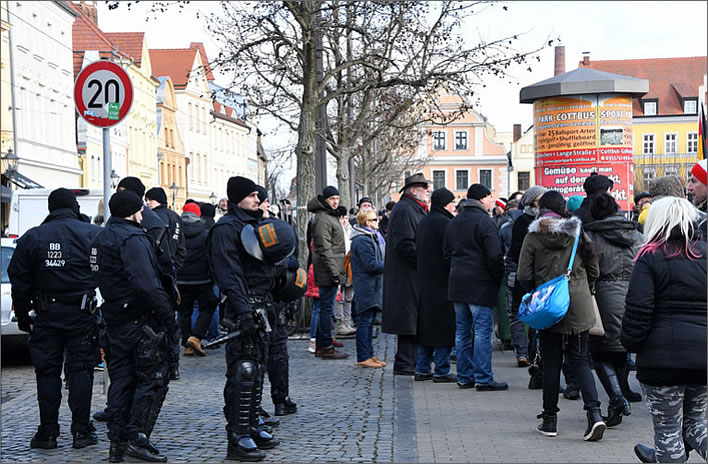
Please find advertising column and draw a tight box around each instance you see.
[534,94,634,211]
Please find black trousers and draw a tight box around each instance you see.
[28,305,100,435]
[394,334,418,371]
[266,304,289,404]
[539,330,600,414]
[177,283,218,344]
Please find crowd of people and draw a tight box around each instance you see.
[6,159,708,463]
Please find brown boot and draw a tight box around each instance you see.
[319,347,349,359]
[183,346,194,356]
[186,336,206,357]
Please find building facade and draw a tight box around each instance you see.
[508,124,536,194]
[156,76,187,209]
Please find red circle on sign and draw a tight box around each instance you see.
[74,60,133,127]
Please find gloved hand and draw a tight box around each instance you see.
[222,317,238,333]
[17,315,32,333]
[286,255,299,271]
[237,313,259,335]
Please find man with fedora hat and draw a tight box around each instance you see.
[382,172,431,375]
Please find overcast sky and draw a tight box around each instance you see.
[96,1,707,183]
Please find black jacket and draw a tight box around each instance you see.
[382,194,427,335]
[153,204,187,272]
[499,209,524,257]
[207,203,275,320]
[141,206,175,282]
[8,209,101,318]
[177,212,211,285]
[417,207,455,347]
[621,238,707,385]
[508,211,536,265]
[89,216,174,329]
[444,200,504,307]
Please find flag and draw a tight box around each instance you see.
[699,101,707,160]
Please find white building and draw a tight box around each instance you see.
[8,1,81,187]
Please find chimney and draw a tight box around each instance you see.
[582,52,590,66]
[76,1,98,24]
[513,124,522,143]
[554,46,565,76]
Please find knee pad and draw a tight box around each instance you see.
[233,360,257,384]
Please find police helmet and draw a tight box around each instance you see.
[241,219,297,265]
[273,268,308,302]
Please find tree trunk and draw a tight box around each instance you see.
[335,150,352,210]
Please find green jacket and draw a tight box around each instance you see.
[517,215,599,335]
[307,196,346,287]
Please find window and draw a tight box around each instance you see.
[517,172,530,191]
[664,165,679,177]
[432,131,446,150]
[642,166,657,185]
[688,132,698,153]
[642,134,655,154]
[684,100,697,114]
[479,169,492,190]
[664,133,677,154]
[432,170,446,190]
[455,131,467,150]
[455,170,469,191]
[644,101,657,116]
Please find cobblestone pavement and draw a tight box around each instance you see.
[2,334,705,463]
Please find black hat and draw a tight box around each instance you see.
[256,185,268,203]
[431,188,455,208]
[117,177,146,198]
[273,268,308,302]
[322,185,340,199]
[145,187,168,205]
[400,172,432,193]
[358,197,373,207]
[467,183,491,200]
[336,205,348,217]
[227,176,258,205]
[109,190,144,218]
[634,191,651,204]
[48,188,79,213]
[241,219,297,265]
[200,203,216,218]
[583,173,613,195]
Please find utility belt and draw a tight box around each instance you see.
[37,291,97,314]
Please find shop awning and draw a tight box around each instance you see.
[5,170,44,190]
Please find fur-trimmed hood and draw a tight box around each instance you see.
[528,215,582,250]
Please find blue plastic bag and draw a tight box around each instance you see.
[518,274,570,329]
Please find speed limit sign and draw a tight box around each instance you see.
[74,60,133,127]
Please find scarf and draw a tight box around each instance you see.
[406,194,429,212]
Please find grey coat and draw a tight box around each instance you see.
[307,196,346,287]
[517,215,600,335]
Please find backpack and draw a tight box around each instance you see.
[343,251,352,284]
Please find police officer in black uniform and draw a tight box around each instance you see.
[207,176,296,462]
[91,190,178,463]
[8,188,102,450]
[145,187,186,272]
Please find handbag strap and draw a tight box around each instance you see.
[565,233,581,276]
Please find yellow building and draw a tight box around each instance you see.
[156,76,187,210]
[580,56,707,193]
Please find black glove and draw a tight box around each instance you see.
[17,315,32,333]
[237,313,259,335]
[222,317,238,333]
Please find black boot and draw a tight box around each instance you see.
[126,433,167,462]
[109,440,127,463]
[633,443,656,463]
[594,360,631,427]
[30,426,58,449]
[72,430,98,449]
[258,407,280,428]
[535,412,557,437]
[605,396,631,427]
[274,396,297,416]
[250,426,280,450]
[583,408,606,441]
[617,363,642,402]
[226,432,266,462]
[93,409,109,422]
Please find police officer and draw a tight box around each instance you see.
[145,187,186,272]
[8,188,102,450]
[91,190,178,463]
[207,176,296,461]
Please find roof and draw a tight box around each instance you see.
[519,67,648,103]
[104,32,145,65]
[578,56,707,116]
[149,49,198,89]
[190,42,214,81]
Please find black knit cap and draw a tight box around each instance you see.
[256,185,268,203]
[48,188,79,213]
[145,187,168,205]
[467,183,491,200]
[358,197,373,207]
[200,203,216,218]
[227,176,258,204]
[109,190,144,218]
[117,176,146,198]
[431,188,455,208]
[336,205,348,217]
[583,173,613,195]
[322,185,340,199]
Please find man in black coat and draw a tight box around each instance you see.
[414,188,457,383]
[145,187,187,272]
[573,173,613,224]
[444,184,507,391]
[382,173,431,375]
[8,189,102,450]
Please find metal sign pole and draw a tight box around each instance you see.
[103,127,111,222]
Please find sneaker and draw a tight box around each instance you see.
[184,346,194,356]
[414,373,433,381]
[94,362,105,371]
[30,428,58,449]
[307,339,316,354]
[356,358,382,368]
[457,381,476,389]
[517,356,530,367]
[186,336,206,356]
[476,381,509,391]
[433,373,458,383]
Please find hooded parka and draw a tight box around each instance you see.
[307,196,346,287]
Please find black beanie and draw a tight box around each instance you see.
[200,203,216,218]
[336,205,348,217]
[583,173,613,195]
[467,183,491,200]
[109,190,144,218]
[227,176,258,204]
[48,188,79,213]
[431,188,455,208]
[145,187,168,205]
[256,185,268,203]
[117,176,146,198]
[322,185,340,199]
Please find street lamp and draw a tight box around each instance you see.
[110,169,120,190]
[209,192,217,205]
[169,182,179,209]
[1,148,19,177]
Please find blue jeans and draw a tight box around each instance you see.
[316,286,338,349]
[454,302,495,385]
[309,298,320,339]
[415,346,452,377]
[356,308,376,362]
